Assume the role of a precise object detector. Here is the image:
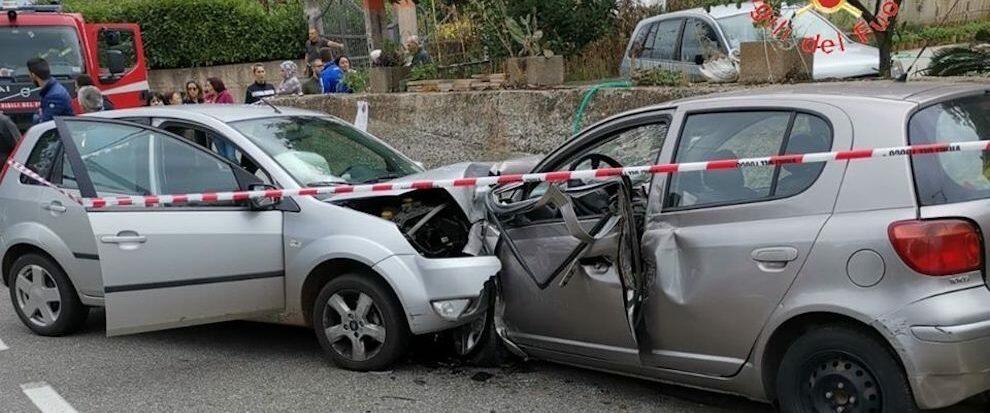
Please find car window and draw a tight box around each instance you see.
[160,121,271,184]
[665,111,832,209]
[62,121,240,197]
[20,129,61,185]
[650,19,682,60]
[680,19,721,63]
[629,22,657,58]
[528,121,669,203]
[909,95,990,206]
[230,116,421,186]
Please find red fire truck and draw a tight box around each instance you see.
[0,1,149,130]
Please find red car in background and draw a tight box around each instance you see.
[0,1,149,130]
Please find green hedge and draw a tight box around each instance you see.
[64,0,307,69]
[896,20,990,48]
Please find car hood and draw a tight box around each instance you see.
[328,162,494,220]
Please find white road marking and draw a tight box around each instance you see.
[20,382,78,413]
[0,337,7,351]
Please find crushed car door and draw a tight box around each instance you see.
[56,117,285,336]
[489,117,668,363]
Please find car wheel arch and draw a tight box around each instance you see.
[300,258,407,330]
[3,243,63,287]
[759,311,909,404]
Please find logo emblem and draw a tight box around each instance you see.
[19,87,31,98]
[796,0,862,18]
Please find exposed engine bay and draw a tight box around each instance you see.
[334,189,474,258]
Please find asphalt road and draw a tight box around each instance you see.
[0,290,985,412]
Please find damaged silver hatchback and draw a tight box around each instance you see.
[0,106,499,371]
[463,83,990,412]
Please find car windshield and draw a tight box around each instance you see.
[0,27,84,80]
[909,95,990,206]
[717,8,846,51]
[230,116,422,186]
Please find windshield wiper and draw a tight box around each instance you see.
[306,180,347,187]
[361,174,405,184]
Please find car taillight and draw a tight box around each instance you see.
[888,219,983,276]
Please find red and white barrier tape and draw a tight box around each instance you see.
[6,140,985,209]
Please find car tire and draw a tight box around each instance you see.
[776,325,918,413]
[453,281,511,367]
[8,253,89,336]
[312,273,409,371]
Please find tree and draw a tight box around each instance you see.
[845,0,903,78]
[303,0,324,32]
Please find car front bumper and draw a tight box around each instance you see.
[373,254,500,335]
[876,285,990,409]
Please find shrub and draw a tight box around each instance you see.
[896,20,990,49]
[466,0,616,58]
[64,0,307,69]
[343,70,369,93]
[631,68,685,86]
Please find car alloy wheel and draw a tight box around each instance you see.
[13,264,62,328]
[800,351,883,413]
[321,290,387,362]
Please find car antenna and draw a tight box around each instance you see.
[260,97,282,114]
[897,0,961,82]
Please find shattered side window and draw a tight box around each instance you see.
[20,130,62,185]
[529,121,669,202]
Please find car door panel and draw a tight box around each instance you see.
[493,116,668,364]
[90,210,284,335]
[640,212,829,375]
[54,117,287,336]
[496,182,642,363]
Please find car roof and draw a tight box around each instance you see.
[668,81,990,107]
[86,104,331,123]
[638,2,808,25]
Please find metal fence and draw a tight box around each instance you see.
[318,0,371,67]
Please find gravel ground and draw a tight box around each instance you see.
[0,290,985,412]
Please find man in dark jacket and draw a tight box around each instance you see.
[0,112,20,162]
[306,28,344,63]
[28,58,74,124]
[244,64,276,104]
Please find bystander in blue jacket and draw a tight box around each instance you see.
[321,61,343,94]
[27,58,74,124]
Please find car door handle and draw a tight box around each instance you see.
[42,202,68,213]
[751,247,799,263]
[100,234,147,244]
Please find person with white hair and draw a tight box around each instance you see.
[77,86,106,113]
[404,35,432,66]
[276,60,303,96]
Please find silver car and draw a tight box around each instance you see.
[621,3,899,81]
[466,82,990,411]
[0,105,499,371]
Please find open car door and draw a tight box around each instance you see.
[488,176,648,363]
[55,117,285,336]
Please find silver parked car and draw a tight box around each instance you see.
[0,105,499,371]
[620,3,900,81]
[464,82,990,411]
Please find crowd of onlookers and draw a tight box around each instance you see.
[0,28,436,160]
[134,29,433,107]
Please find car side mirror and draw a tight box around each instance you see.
[248,183,278,211]
[693,54,705,65]
[106,50,126,76]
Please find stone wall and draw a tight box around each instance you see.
[148,59,302,104]
[274,85,743,168]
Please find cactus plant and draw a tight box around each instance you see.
[505,14,555,58]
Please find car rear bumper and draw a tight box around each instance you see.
[876,286,990,409]
[373,254,500,335]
